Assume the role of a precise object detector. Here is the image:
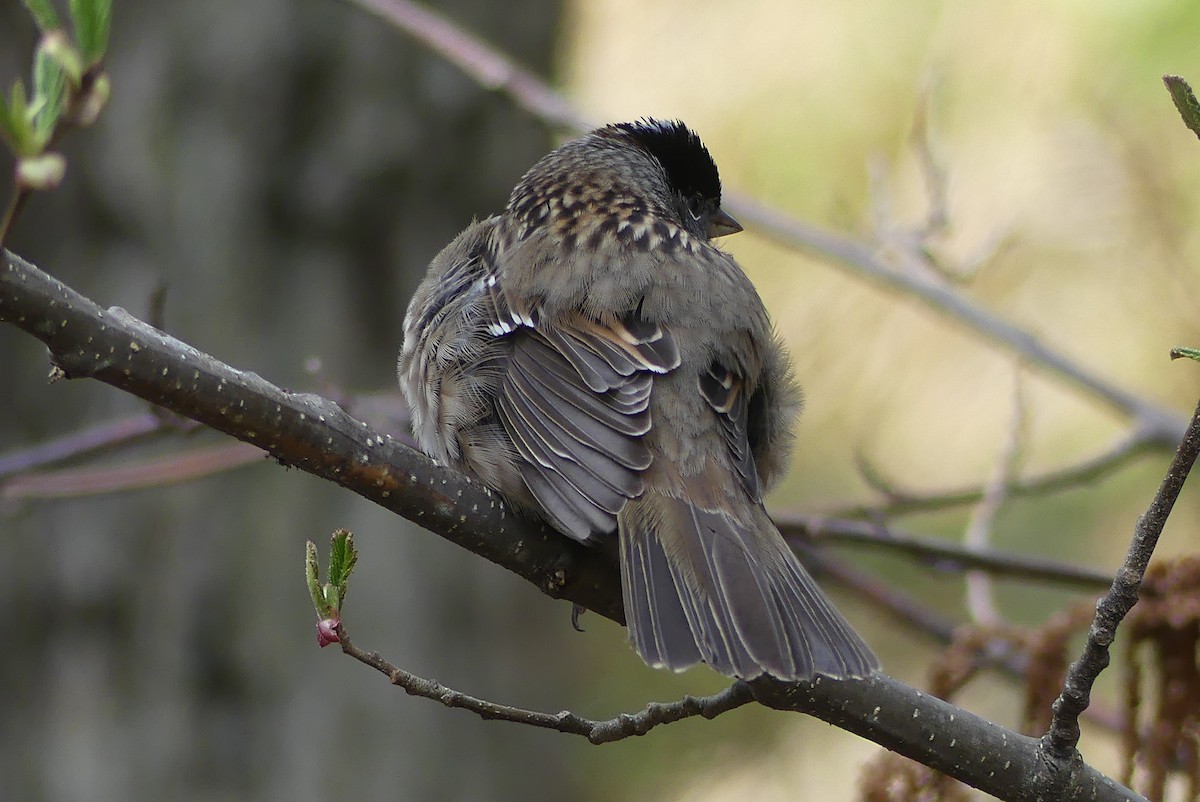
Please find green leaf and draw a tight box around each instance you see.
[69,0,112,66]
[22,0,62,32]
[327,529,358,608]
[306,540,325,616]
[31,49,66,144]
[0,80,40,157]
[306,531,358,619]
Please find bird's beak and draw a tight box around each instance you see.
[707,208,743,238]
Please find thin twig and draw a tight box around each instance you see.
[781,514,1114,591]
[912,85,950,240]
[804,546,958,643]
[0,188,30,249]
[734,191,1184,439]
[1042,395,1200,762]
[333,622,754,744]
[343,0,587,132]
[1,441,264,501]
[0,412,188,479]
[827,427,1160,519]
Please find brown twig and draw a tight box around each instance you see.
[343,0,587,132]
[0,188,31,249]
[812,547,1125,735]
[333,622,754,744]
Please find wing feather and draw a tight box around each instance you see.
[485,280,676,542]
[699,363,760,499]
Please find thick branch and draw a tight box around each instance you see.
[0,250,1142,801]
[750,675,1138,802]
[0,249,622,621]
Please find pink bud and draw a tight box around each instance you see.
[316,617,340,647]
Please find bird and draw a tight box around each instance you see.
[399,119,878,681]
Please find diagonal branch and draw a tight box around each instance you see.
[0,248,623,621]
[1042,396,1200,762]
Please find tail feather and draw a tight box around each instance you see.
[620,520,703,670]
[619,493,877,680]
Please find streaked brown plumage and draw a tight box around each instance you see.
[399,120,877,680]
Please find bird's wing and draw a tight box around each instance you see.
[698,361,761,500]
[487,282,680,542]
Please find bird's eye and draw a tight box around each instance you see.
[686,197,705,222]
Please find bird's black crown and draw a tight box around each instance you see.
[606,119,722,204]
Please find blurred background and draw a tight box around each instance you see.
[2,0,1200,799]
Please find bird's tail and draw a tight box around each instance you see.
[618,491,877,680]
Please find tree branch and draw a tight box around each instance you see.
[0,247,1147,800]
[0,248,623,622]
[1042,396,1200,762]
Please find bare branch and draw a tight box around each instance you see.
[1042,395,1200,762]
[826,428,1161,519]
[749,673,1142,802]
[334,622,754,744]
[780,515,1114,591]
[811,548,1125,735]
[1,441,262,501]
[805,546,958,643]
[0,248,624,623]
[0,411,184,478]
[734,190,1183,438]
[912,86,950,241]
[344,0,587,132]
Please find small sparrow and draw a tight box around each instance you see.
[399,119,877,680]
